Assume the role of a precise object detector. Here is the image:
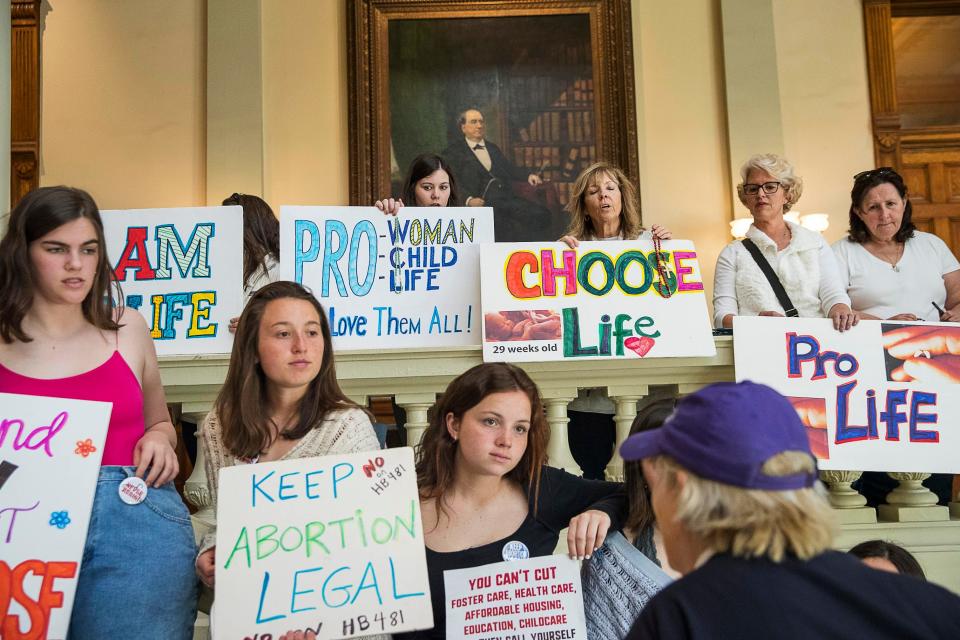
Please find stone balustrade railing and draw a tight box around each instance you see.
[161,336,960,592]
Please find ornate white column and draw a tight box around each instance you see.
[878,472,949,522]
[819,470,875,524]
[541,394,578,474]
[604,391,644,481]
[396,393,436,450]
[183,412,215,541]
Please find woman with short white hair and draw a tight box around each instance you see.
[713,154,858,331]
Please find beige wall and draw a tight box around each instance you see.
[260,0,348,207]
[773,0,874,243]
[37,0,873,290]
[39,0,205,209]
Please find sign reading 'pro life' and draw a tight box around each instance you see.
[281,206,494,350]
[735,317,960,472]
[102,206,244,356]
[481,240,715,362]
[213,447,433,639]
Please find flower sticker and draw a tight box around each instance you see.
[75,439,98,458]
[49,511,71,529]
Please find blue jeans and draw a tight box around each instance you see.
[68,467,198,640]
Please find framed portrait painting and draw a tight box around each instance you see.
[347,0,639,242]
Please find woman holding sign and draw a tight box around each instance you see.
[558,161,673,480]
[195,281,382,587]
[0,186,197,639]
[397,362,626,640]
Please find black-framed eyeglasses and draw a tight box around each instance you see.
[742,181,781,196]
[853,167,897,182]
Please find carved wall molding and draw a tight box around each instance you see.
[10,0,41,207]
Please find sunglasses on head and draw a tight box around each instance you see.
[853,167,898,182]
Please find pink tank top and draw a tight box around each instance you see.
[0,351,145,465]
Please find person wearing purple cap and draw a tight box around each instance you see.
[620,380,960,640]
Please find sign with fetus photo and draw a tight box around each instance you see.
[213,447,433,639]
[480,240,716,362]
[281,206,494,350]
[734,317,960,472]
[102,206,244,356]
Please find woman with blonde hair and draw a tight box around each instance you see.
[713,153,857,331]
[559,161,672,479]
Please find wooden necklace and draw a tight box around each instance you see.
[653,234,673,298]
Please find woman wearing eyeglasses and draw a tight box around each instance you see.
[833,167,960,323]
[713,153,858,331]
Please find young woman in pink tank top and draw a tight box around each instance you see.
[0,186,197,639]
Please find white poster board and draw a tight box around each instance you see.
[480,240,715,362]
[280,206,494,350]
[444,555,587,639]
[0,392,111,639]
[734,316,960,472]
[213,447,433,639]
[102,206,244,356]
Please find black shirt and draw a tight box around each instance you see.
[398,465,626,639]
[627,550,960,640]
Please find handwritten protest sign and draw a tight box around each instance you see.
[213,447,432,639]
[734,317,960,472]
[1,393,111,639]
[280,206,494,349]
[102,206,244,356]
[444,555,586,639]
[480,240,715,362]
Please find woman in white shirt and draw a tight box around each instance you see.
[713,154,858,331]
[833,167,960,322]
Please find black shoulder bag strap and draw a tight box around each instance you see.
[741,238,798,317]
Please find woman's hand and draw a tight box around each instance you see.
[649,224,672,240]
[374,198,403,216]
[133,429,179,487]
[197,547,216,587]
[758,310,785,318]
[828,303,860,332]
[229,317,240,333]
[559,235,580,249]
[567,509,611,561]
[941,307,960,323]
[887,313,918,321]
[467,196,485,207]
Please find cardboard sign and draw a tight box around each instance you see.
[102,206,244,356]
[213,447,432,639]
[480,240,715,362]
[0,393,111,639]
[734,317,960,472]
[444,555,587,639]
[280,206,494,350]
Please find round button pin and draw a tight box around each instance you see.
[501,540,530,562]
[118,477,148,505]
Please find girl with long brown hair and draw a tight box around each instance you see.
[397,363,626,640]
[195,281,381,586]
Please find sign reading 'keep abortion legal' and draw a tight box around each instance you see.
[281,206,494,350]
[213,447,433,639]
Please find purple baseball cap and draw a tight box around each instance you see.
[619,380,817,490]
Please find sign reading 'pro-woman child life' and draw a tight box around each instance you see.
[734,317,960,472]
[480,240,715,362]
[444,555,587,639]
[280,206,494,349]
[213,447,432,639]
[1,393,111,640]
[102,206,244,356]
